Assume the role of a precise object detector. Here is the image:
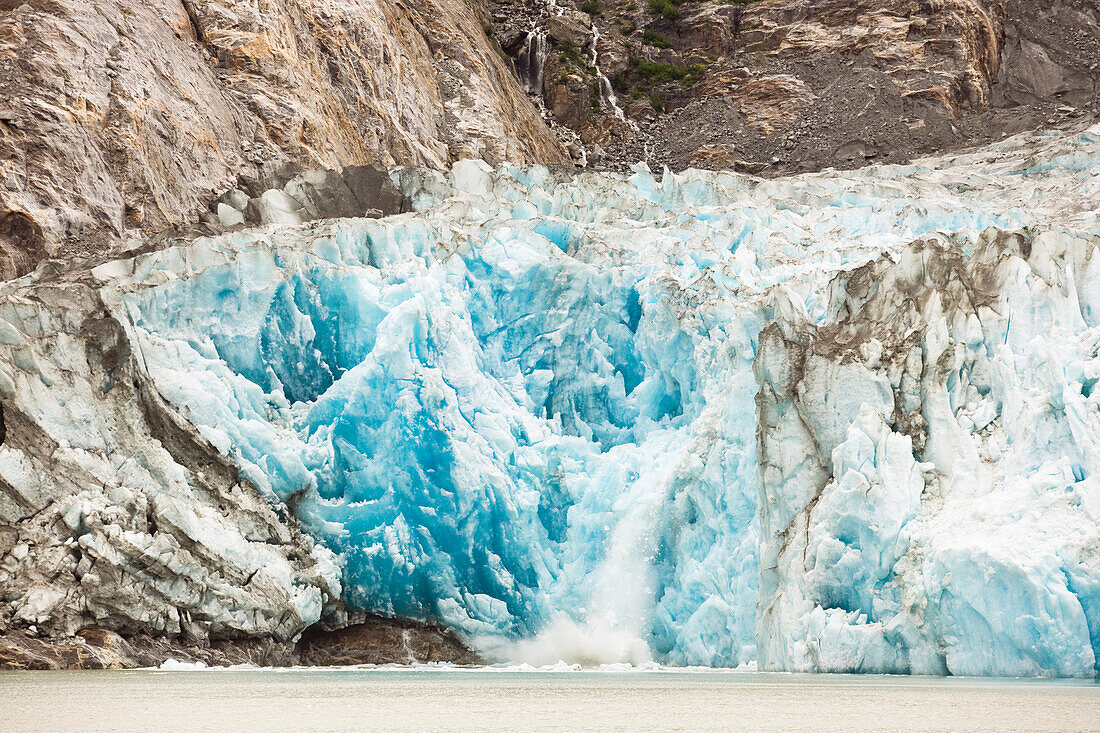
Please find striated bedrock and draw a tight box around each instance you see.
[27,124,1089,675]
[692,0,1004,113]
[0,0,569,280]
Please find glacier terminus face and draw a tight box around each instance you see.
[97,125,1100,676]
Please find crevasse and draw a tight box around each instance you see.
[106,125,1100,675]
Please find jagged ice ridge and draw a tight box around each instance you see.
[96,125,1100,675]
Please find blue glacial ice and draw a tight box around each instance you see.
[103,125,1100,675]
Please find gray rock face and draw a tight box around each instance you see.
[0,627,301,669]
[205,165,405,231]
[630,0,1100,174]
[547,11,592,48]
[995,0,1100,109]
[0,0,569,279]
[0,617,481,669]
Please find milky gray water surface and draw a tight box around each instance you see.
[2,668,1099,732]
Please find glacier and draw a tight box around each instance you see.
[94,124,1100,675]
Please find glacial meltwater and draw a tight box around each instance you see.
[3,668,1099,732]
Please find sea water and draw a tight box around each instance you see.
[2,668,1098,732]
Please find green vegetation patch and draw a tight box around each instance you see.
[641,28,672,48]
[557,42,593,71]
[647,0,682,20]
[634,59,704,86]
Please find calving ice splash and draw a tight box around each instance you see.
[100,125,1100,676]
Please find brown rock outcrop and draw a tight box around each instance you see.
[297,616,482,666]
[0,617,480,669]
[489,0,1098,174]
[544,53,598,130]
[547,10,593,48]
[732,0,1003,116]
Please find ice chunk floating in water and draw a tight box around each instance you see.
[106,125,1100,675]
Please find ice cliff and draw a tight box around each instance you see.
[5,124,1100,675]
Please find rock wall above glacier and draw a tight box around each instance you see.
[0,0,568,279]
[490,0,1099,174]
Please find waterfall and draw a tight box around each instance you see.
[589,24,638,130]
[514,0,563,97]
[517,27,551,95]
[513,9,639,165]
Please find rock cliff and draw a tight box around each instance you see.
[0,0,569,279]
[489,0,1099,172]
